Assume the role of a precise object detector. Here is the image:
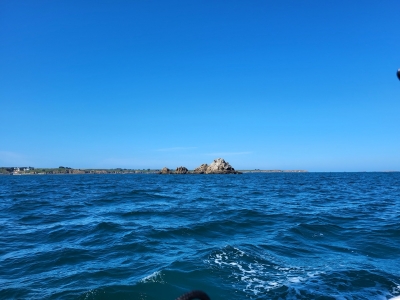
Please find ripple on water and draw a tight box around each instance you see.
[0,173,399,299]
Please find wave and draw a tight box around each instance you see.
[1,173,400,299]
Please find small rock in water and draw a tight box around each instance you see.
[193,164,208,174]
[160,167,171,174]
[175,166,189,174]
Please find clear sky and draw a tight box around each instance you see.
[1,1,399,171]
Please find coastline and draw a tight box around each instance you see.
[2,168,398,176]
[1,167,308,175]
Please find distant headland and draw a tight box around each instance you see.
[0,158,308,175]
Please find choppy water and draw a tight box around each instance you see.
[1,173,399,299]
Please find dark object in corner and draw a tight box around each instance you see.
[175,290,210,300]
[397,69,400,80]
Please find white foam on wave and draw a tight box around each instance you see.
[206,245,323,297]
[207,246,399,298]
[391,284,400,299]
[140,271,164,283]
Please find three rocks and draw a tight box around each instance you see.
[160,158,241,174]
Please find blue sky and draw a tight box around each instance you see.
[1,1,399,171]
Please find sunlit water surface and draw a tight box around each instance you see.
[1,173,399,299]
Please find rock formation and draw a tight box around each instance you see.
[159,158,241,175]
[205,158,240,174]
[175,166,189,174]
[160,167,171,174]
[193,164,208,174]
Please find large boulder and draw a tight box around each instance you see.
[193,164,208,174]
[175,166,189,174]
[205,158,239,174]
[160,167,171,174]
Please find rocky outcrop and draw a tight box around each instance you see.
[193,164,208,174]
[160,167,171,174]
[159,158,241,175]
[205,158,240,174]
[175,166,189,174]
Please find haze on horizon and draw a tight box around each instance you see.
[1,1,399,172]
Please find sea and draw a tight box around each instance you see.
[1,173,399,300]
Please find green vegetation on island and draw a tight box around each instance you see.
[0,167,161,175]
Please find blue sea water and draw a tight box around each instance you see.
[1,173,399,300]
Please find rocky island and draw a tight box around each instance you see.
[1,161,309,175]
[160,158,242,175]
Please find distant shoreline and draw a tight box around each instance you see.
[1,168,307,175]
[1,168,399,175]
